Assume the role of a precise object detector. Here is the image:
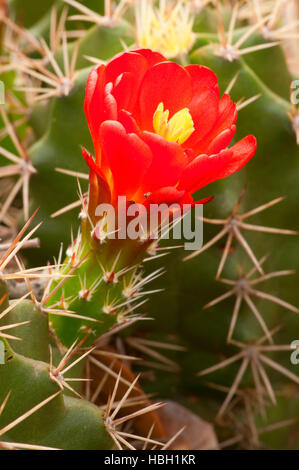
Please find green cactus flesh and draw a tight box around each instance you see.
[0,280,114,449]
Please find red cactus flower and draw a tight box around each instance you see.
[83,49,256,208]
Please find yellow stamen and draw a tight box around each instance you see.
[153,102,195,145]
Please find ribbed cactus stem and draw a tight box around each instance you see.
[46,192,160,346]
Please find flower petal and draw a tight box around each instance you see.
[139,62,192,130]
[184,86,219,151]
[181,193,214,207]
[143,188,213,209]
[184,64,219,94]
[131,48,166,67]
[106,51,148,84]
[181,65,219,151]
[100,121,153,200]
[215,94,238,133]
[82,147,111,204]
[193,196,214,205]
[178,135,256,193]
[143,187,186,205]
[194,93,237,155]
[117,110,141,135]
[84,65,117,150]
[112,72,137,112]
[105,51,149,114]
[207,125,236,155]
[141,132,187,193]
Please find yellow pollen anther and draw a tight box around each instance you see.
[153,102,195,145]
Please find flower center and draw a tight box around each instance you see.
[153,102,195,145]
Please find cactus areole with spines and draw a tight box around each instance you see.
[46,49,257,347]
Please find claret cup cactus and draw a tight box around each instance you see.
[46,48,256,347]
[0,0,298,451]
